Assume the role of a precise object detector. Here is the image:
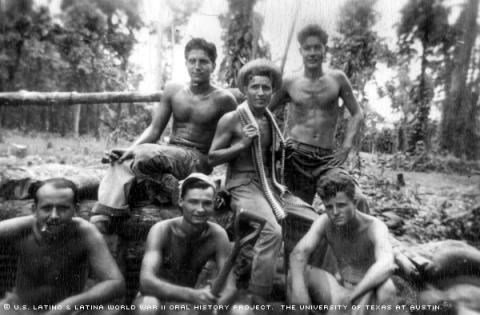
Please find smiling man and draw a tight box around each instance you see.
[133,173,236,314]
[269,24,368,211]
[91,38,237,232]
[289,173,398,314]
[209,59,316,302]
[0,178,125,315]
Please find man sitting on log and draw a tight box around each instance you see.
[209,59,317,302]
[133,173,236,314]
[289,173,398,314]
[269,24,369,212]
[0,178,125,315]
[91,37,237,232]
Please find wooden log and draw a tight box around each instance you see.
[0,89,244,107]
[0,91,163,106]
[0,163,105,200]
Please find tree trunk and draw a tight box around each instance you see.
[73,104,81,137]
[440,0,479,158]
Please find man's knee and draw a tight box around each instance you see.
[376,278,397,304]
[133,295,161,315]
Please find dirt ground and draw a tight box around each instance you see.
[1,129,480,245]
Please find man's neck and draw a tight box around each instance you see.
[189,81,212,95]
[304,66,324,80]
[179,218,208,238]
[247,103,266,119]
[336,213,361,236]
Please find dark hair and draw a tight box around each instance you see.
[181,178,214,198]
[245,69,275,89]
[184,38,217,64]
[297,24,328,46]
[317,172,355,201]
[33,178,79,205]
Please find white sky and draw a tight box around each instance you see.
[132,0,411,124]
[39,0,462,124]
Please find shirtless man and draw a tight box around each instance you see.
[290,174,398,314]
[0,178,125,315]
[209,59,316,301]
[269,24,367,210]
[133,173,236,314]
[91,38,237,231]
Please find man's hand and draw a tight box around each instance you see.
[189,286,217,305]
[240,124,259,148]
[103,147,135,164]
[326,147,351,168]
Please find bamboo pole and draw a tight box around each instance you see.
[279,2,301,75]
[0,91,163,106]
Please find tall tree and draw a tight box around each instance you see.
[218,0,270,87]
[397,0,451,151]
[440,0,480,159]
[0,0,144,137]
[329,0,387,164]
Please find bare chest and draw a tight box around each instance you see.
[162,234,216,276]
[18,237,87,281]
[328,232,375,267]
[288,76,341,111]
[172,91,224,125]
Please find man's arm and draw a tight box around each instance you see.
[268,80,290,112]
[115,83,178,162]
[208,112,256,166]
[212,226,236,305]
[0,216,33,240]
[55,220,125,308]
[336,71,364,149]
[289,215,328,304]
[348,220,395,304]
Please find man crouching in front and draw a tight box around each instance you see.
[289,173,400,315]
[134,173,236,315]
[0,178,125,315]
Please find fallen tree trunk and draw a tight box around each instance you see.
[0,91,163,106]
[0,89,245,107]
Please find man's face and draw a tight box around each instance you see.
[186,49,214,85]
[34,184,76,239]
[323,191,356,227]
[179,187,215,226]
[300,36,326,69]
[246,75,273,111]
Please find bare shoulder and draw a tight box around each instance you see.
[74,217,103,238]
[212,86,238,110]
[0,215,35,228]
[163,82,184,97]
[207,221,229,241]
[361,212,389,235]
[284,73,301,88]
[327,69,349,84]
[218,109,240,127]
[0,215,35,235]
[148,217,178,237]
